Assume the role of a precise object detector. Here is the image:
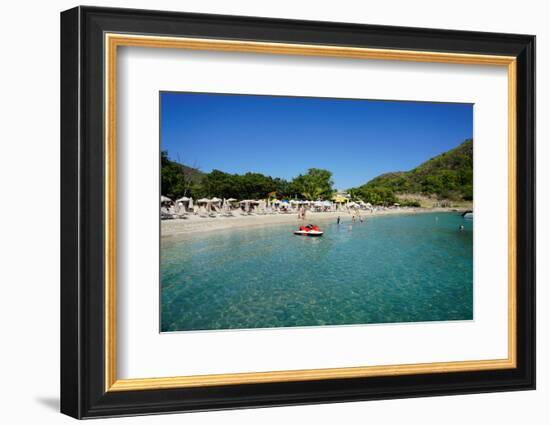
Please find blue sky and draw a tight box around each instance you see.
[160,92,473,189]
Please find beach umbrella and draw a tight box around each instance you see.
[160,195,173,204]
[226,198,237,202]
[211,197,222,203]
[197,198,210,203]
[175,196,189,203]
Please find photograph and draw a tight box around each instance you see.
[159,92,474,332]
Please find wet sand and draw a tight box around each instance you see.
[161,207,461,239]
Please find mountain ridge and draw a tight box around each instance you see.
[351,139,473,202]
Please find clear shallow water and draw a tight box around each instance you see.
[161,212,473,332]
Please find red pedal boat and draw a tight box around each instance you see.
[294,224,324,237]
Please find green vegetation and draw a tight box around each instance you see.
[162,139,472,205]
[161,151,334,201]
[348,186,397,205]
[292,168,334,200]
[202,170,280,200]
[161,151,205,199]
[349,139,473,204]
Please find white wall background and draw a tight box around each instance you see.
[0,0,545,423]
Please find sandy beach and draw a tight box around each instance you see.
[161,207,463,239]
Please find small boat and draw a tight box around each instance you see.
[462,210,473,219]
[294,224,324,237]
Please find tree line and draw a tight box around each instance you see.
[161,151,334,201]
[162,138,473,205]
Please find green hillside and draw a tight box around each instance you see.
[351,139,473,203]
[161,151,206,199]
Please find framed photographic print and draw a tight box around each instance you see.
[60,6,535,419]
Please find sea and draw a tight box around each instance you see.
[160,212,473,332]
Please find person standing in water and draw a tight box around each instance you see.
[337,216,341,225]
[352,215,356,223]
[459,224,465,231]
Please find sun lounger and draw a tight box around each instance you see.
[160,211,174,220]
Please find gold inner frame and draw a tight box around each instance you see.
[104,33,517,392]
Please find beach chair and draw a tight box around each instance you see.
[160,210,174,220]
[198,207,209,218]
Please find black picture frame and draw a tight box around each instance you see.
[61,5,535,419]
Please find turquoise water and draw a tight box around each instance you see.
[161,212,473,332]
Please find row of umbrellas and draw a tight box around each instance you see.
[162,196,241,212]
[161,196,374,208]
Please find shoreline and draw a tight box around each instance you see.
[161,207,465,240]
